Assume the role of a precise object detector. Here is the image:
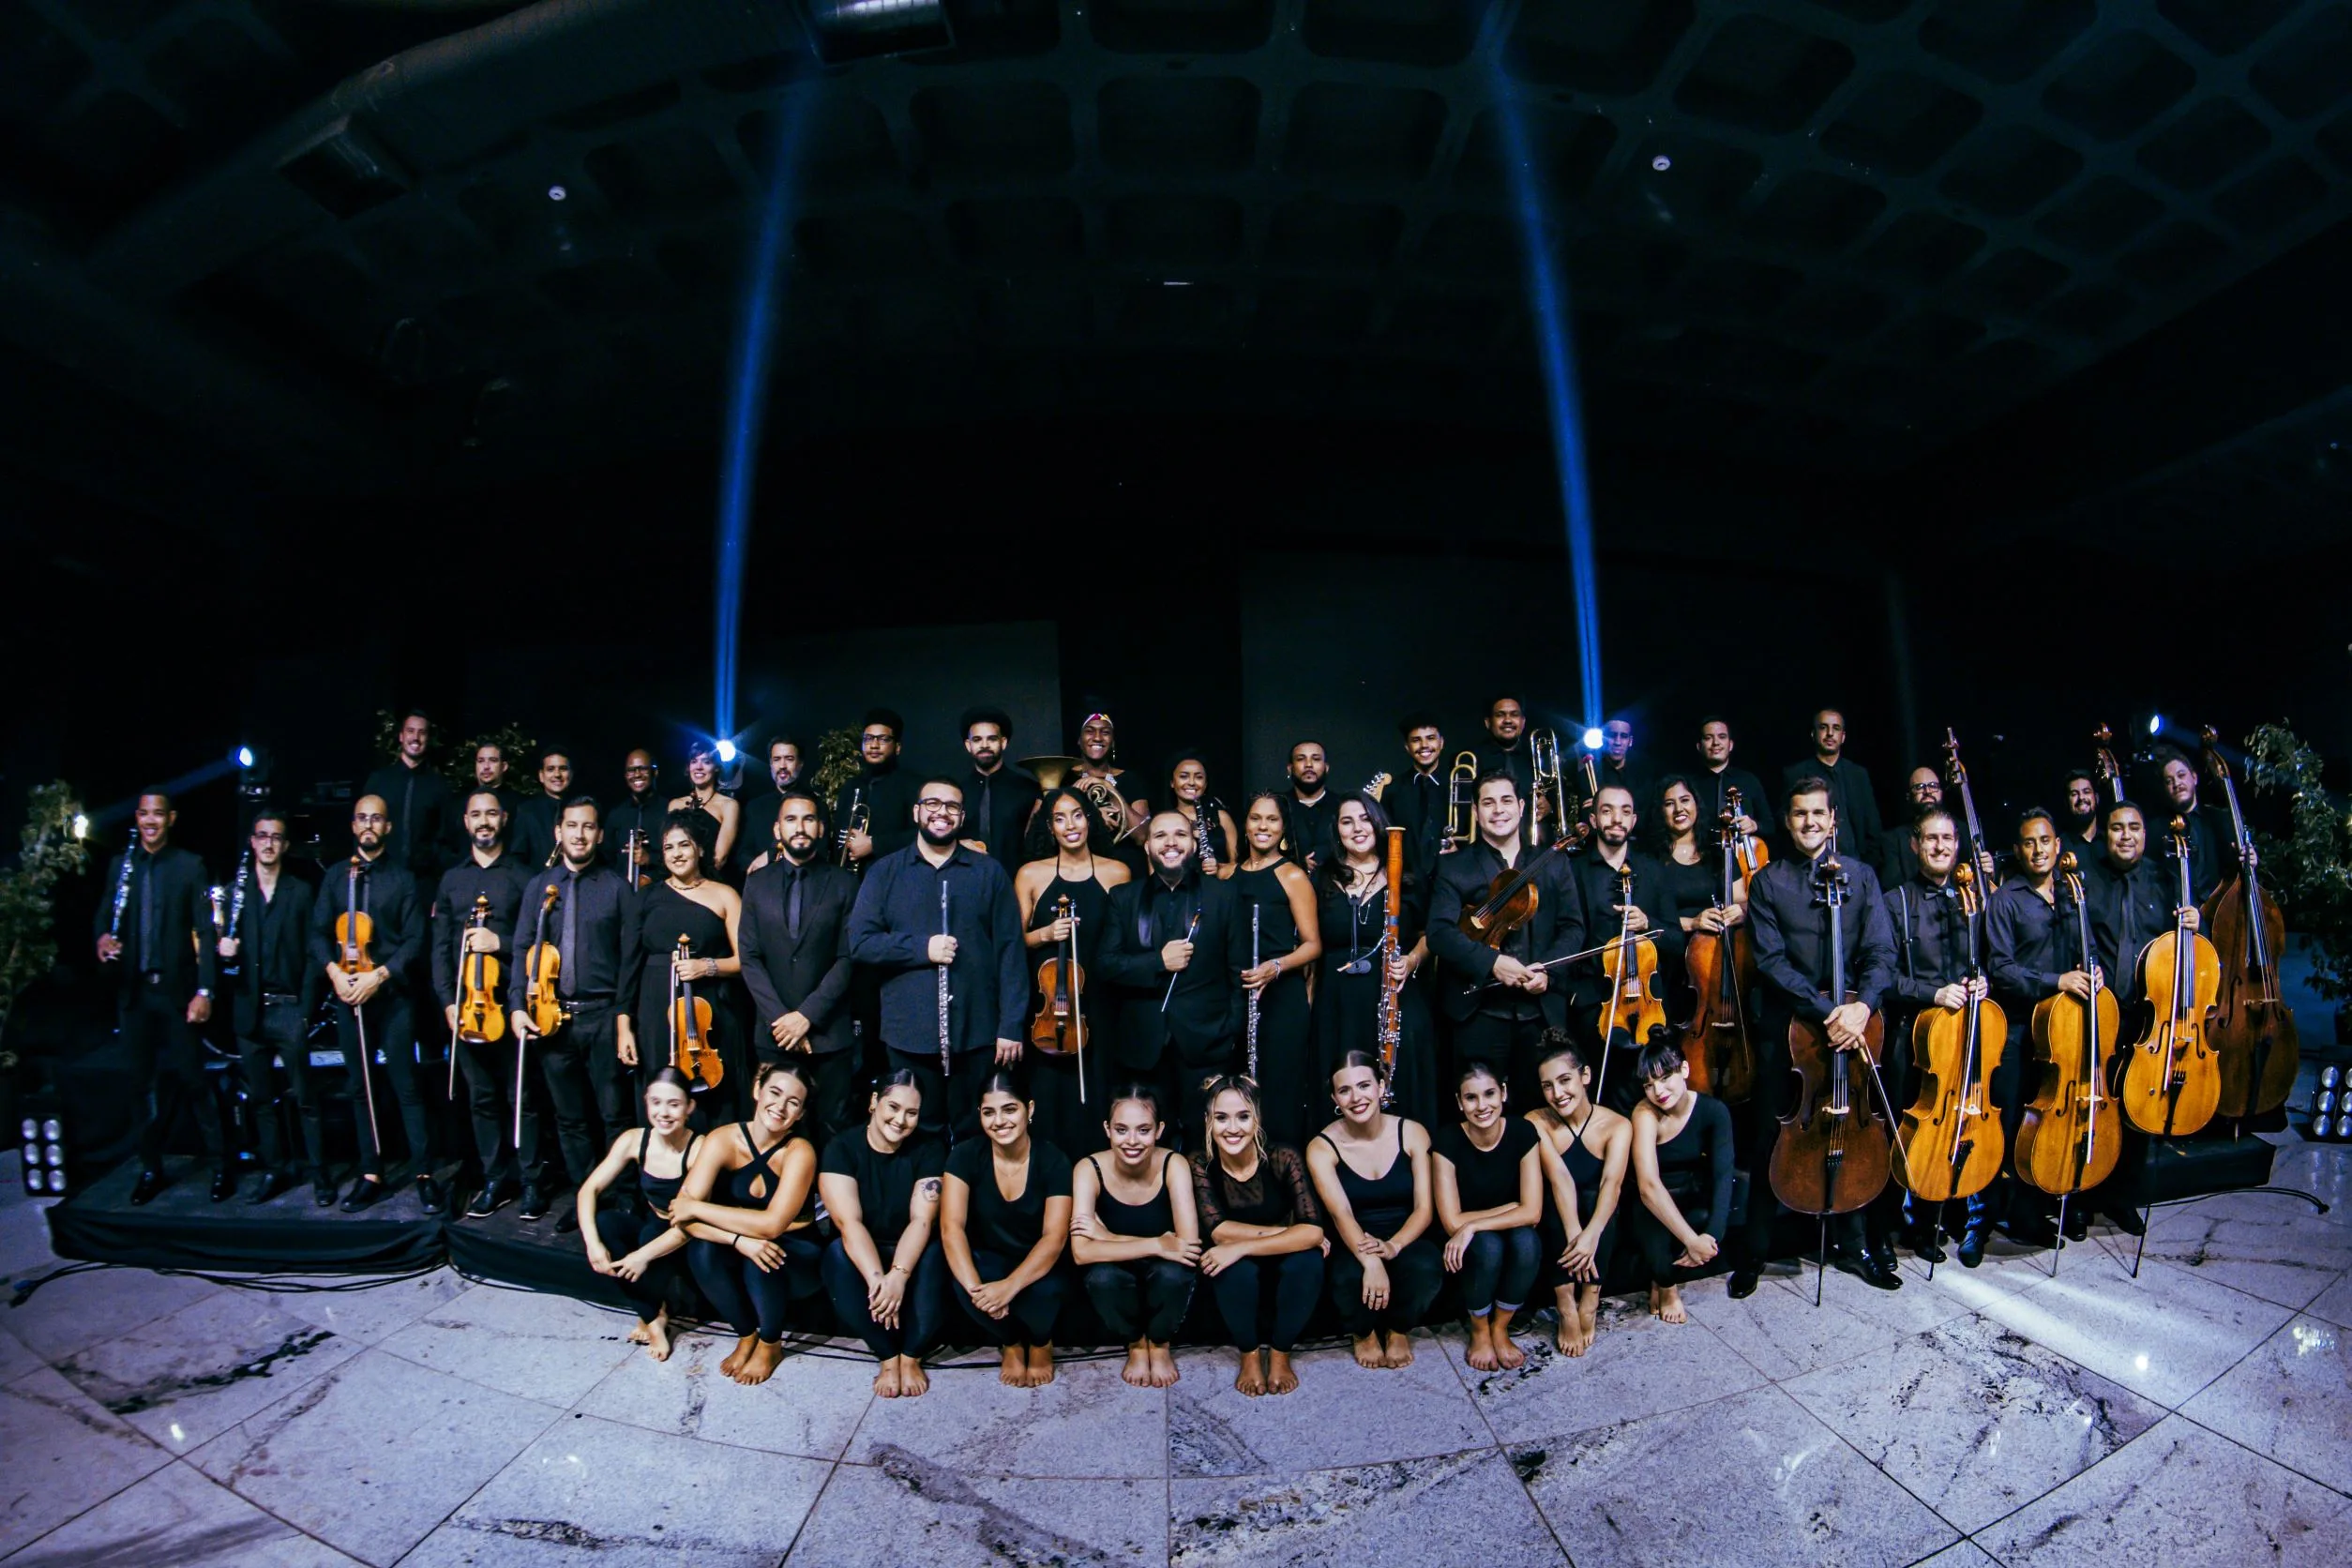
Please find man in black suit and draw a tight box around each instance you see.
[739,791,861,1142]
[216,808,324,1205]
[1780,708,1883,865]
[1098,810,1250,1147]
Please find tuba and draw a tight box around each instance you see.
[1020,755,1140,844]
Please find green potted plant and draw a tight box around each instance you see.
[2241,723,2352,1042]
[0,783,92,1127]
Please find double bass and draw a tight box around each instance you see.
[2199,727,2299,1119]
[2091,724,2124,806]
[1893,864,2005,1205]
[1768,855,1892,1220]
[1679,798,1757,1102]
[670,935,722,1090]
[2118,820,2221,1138]
[2015,852,2121,1200]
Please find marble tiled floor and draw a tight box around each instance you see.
[5,1139,2351,1566]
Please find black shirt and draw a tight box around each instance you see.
[1696,765,1768,828]
[222,868,319,1034]
[1425,840,1588,1024]
[430,852,531,1008]
[1283,791,1337,868]
[306,854,426,997]
[502,860,644,1013]
[1191,1144,1323,1231]
[2085,854,2177,1008]
[836,761,921,866]
[846,842,1028,1054]
[604,792,671,880]
[362,760,459,882]
[1389,767,1452,880]
[1779,755,1884,865]
[822,1130,946,1252]
[510,793,571,870]
[1656,1093,1737,1227]
[960,765,1042,873]
[1567,848,1689,1007]
[1988,879,2073,1013]
[94,842,219,999]
[2160,802,2234,908]
[1882,875,1967,1018]
[1746,852,1896,1021]
[1434,1117,1539,1214]
[946,1138,1072,1258]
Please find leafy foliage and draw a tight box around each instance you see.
[0,782,91,1066]
[812,726,862,808]
[2242,723,2352,1001]
[445,723,538,794]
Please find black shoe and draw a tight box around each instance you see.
[2105,1204,2148,1237]
[246,1171,291,1206]
[209,1167,239,1203]
[1907,1224,1947,1264]
[1727,1269,1759,1300]
[465,1178,518,1220]
[340,1175,385,1213]
[518,1184,549,1223]
[415,1174,445,1215]
[1956,1224,1989,1268]
[128,1168,165,1206]
[1838,1249,1902,1290]
[314,1175,340,1208]
[553,1204,580,1235]
[2061,1206,2088,1243]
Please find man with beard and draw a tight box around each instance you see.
[1694,716,1767,837]
[1389,712,1453,877]
[1283,740,1336,870]
[739,791,861,1140]
[1596,717,1647,807]
[513,748,575,868]
[472,740,527,824]
[1097,810,1250,1144]
[835,708,920,869]
[1877,767,1945,889]
[758,734,807,848]
[96,791,223,1206]
[1474,695,1540,848]
[1567,782,1684,1101]
[846,778,1025,1140]
[958,707,1039,871]
[2059,770,2103,858]
[606,749,665,889]
[432,791,539,1219]
[1779,709,1883,864]
[363,709,458,882]
[508,798,643,1229]
[309,794,438,1213]
[2156,747,2233,906]
[218,809,324,1204]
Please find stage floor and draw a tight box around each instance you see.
[5,1131,2351,1566]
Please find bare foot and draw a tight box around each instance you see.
[1001,1346,1028,1387]
[1466,1317,1500,1372]
[1234,1350,1268,1396]
[1148,1344,1180,1387]
[644,1310,672,1364]
[874,1359,904,1398]
[1264,1349,1299,1395]
[1553,1288,1583,1356]
[738,1338,783,1385]
[627,1322,652,1346]
[1381,1331,1415,1369]
[1122,1344,1153,1388]
[1491,1313,1527,1370]
[1353,1334,1385,1369]
[1027,1343,1057,1387]
[1576,1288,1600,1354]
[1656,1286,1688,1325]
[720,1334,756,1379]
[897,1356,929,1397]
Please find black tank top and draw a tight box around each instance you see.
[1319,1121,1413,1235]
[636,1126,702,1216]
[1087,1151,1176,1239]
[722,1122,802,1210]
[1028,866,1112,971]
[1231,864,1301,958]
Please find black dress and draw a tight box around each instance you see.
[1654,850,1720,1022]
[634,882,748,1120]
[1312,872,1438,1130]
[1024,863,1117,1157]
[1231,863,1316,1152]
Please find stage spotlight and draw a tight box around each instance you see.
[2148,714,2164,736]
[236,746,254,769]
[72,813,88,840]
[715,738,738,764]
[1581,727,1606,751]
[18,1112,67,1198]
[548,184,566,202]
[1651,155,1672,172]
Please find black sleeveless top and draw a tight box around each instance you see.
[636,1126,703,1217]
[1230,864,1302,959]
[635,882,738,1058]
[720,1122,804,1211]
[1559,1112,1606,1196]
[1027,864,1113,971]
[1087,1150,1177,1239]
[1319,1121,1415,1236]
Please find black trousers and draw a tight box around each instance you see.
[884,1044,993,1144]
[1539,1192,1621,1295]
[458,1027,541,1188]
[1328,1236,1443,1336]
[1083,1258,1196,1344]
[1206,1249,1322,1352]
[761,1045,864,1151]
[594,1208,692,1320]
[1735,1033,1867,1264]
[955,1248,1070,1348]
[1027,1044,1103,1158]
[330,989,434,1179]
[1633,1175,1749,1287]
[1450,1011,1551,1116]
[687,1229,822,1340]
[1457,1227,1541,1316]
[537,1004,626,1188]
[822,1239,948,1361]
[237,995,324,1179]
[124,978,223,1170]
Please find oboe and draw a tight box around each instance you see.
[1246,903,1261,1078]
[1378,825,1406,1102]
[937,881,954,1120]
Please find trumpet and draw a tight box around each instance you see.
[835,786,870,869]
[1444,750,1479,851]
[1529,728,1564,847]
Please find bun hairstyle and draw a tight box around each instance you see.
[750,1060,810,1096]
[1331,1048,1390,1086]
[646,1065,697,1097]
[1199,1073,1267,1161]
[1105,1080,1164,1126]
[1636,1037,1688,1084]
[871,1065,925,1102]
[1456,1058,1504,1093]
[978,1065,1031,1103]
[1534,1028,1589,1078]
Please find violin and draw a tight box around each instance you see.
[1726,784,1769,893]
[1941,729,1997,885]
[456,894,505,1044]
[1456,825,1591,951]
[2015,852,2121,1199]
[622,827,652,891]
[523,882,567,1036]
[2091,723,2124,807]
[671,935,722,1090]
[1768,855,1892,1217]
[335,859,377,976]
[1597,861,1665,1048]
[2199,727,2299,1120]
[1678,800,1758,1103]
[1893,864,2006,1204]
[1030,894,1087,1058]
[2118,820,2221,1138]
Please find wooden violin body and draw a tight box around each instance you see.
[335,862,376,975]
[1598,866,1666,1048]
[2015,854,2122,1197]
[1030,896,1086,1057]
[2200,726,2299,1119]
[1771,1001,1892,1215]
[1894,867,2006,1204]
[1456,830,1586,950]
[671,935,723,1090]
[523,882,567,1036]
[1678,802,1758,1102]
[2118,821,2220,1138]
[456,895,505,1044]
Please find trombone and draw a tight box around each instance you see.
[1443,750,1479,852]
[1529,728,1564,847]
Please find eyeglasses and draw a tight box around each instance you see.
[861,731,894,744]
[624,763,653,775]
[916,800,965,816]
[250,831,289,843]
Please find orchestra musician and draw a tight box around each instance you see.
[471,739,528,825]
[670,1061,823,1385]
[958,707,1040,872]
[1433,1061,1545,1371]
[1074,1084,1199,1389]
[1015,787,1131,1154]
[1986,807,2100,1245]
[818,1070,949,1398]
[219,808,324,1206]
[512,748,574,868]
[577,1067,710,1366]
[2060,770,2103,857]
[1191,1073,1326,1397]
[1308,1052,1441,1370]
[1694,716,1766,833]
[941,1068,1074,1388]
[1878,805,1988,1264]
[95,792,218,1207]
[1877,767,1944,890]
[1282,742,1336,870]
[1566,782,1686,1099]
[1167,753,1238,877]
[1231,794,1323,1146]
[759,734,807,849]
[671,743,741,880]
[738,792,861,1143]
[1073,710,1147,851]
[1779,710,1883,865]
[1596,718,1647,807]
[430,790,536,1219]
[1651,775,1746,972]
[362,710,457,882]
[835,709,920,870]
[1474,696,1539,848]
[1527,1034,1628,1356]
[1388,713,1451,877]
[2156,746,2231,905]
[1628,1038,1739,1326]
[607,749,665,884]
[1314,792,1437,1130]
[631,812,746,1115]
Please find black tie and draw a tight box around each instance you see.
[786,866,803,940]
[399,769,416,852]
[559,868,579,998]
[976,774,993,849]
[136,852,157,973]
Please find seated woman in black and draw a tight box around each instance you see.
[665,1061,822,1385]
[818,1070,949,1398]
[1629,1039,1739,1326]
[578,1068,705,1364]
[1527,1032,1630,1357]
[942,1068,1074,1389]
[1072,1084,1200,1390]
[1190,1073,1327,1397]
[1433,1060,1545,1371]
[1307,1051,1442,1370]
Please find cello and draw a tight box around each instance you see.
[2015,852,2121,1203]
[455,894,505,1044]
[1678,796,1758,1102]
[2199,727,2299,1120]
[1768,855,1892,1229]
[670,935,722,1090]
[2091,724,2124,806]
[1893,863,2005,1206]
[2118,820,2221,1138]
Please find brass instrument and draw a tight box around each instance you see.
[1443,750,1478,852]
[1529,728,1564,848]
[835,785,870,868]
[1019,754,1139,844]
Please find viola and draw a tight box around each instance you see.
[1893,864,2006,1204]
[522,882,567,1036]
[2015,852,2121,1199]
[456,894,505,1044]
[334,859,377,976]
[2118,820,2221,1138]
[1456,826,1590,951]
[1678,801,1757,1103]
[2199,727,2299,1120]
[1597,861,1666,1049]
[671,935,722,1090]
[1768,855,1892,1217]
[1726,784,1769,894]
[1030,894,1087,1059]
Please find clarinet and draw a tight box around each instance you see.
[1246,903,1261,1078]
[937,881,954,1113]
[1194,798,1215,869]
[106,827,137,939]
[221,851,251,978]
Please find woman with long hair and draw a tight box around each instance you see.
[666,1061,822,1385]
[1312,792,1438,1129]
[1166,753,1238,878]
[1190,1073,1326,1396]
[1433,1060,1545,1371]
[1230,792,1322,1148]
[632,810,747,1118]
[941,1068,1074,1387]
[1307,1052,1442,1370]
[1014,787,1130,1154]
[672,743,743,878]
